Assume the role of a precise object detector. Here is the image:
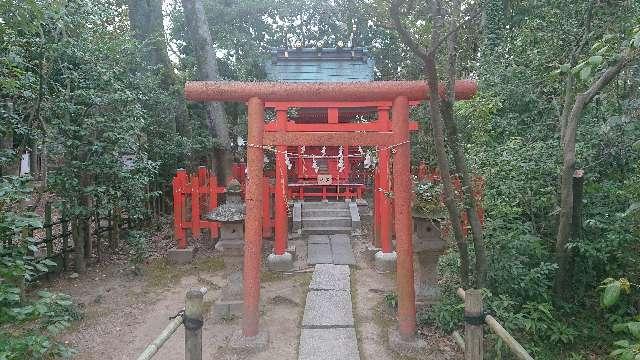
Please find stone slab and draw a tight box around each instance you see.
[330,235,356,265]
[307,235,330,244]
[308,243,333,265]
[167,247,193,265]
[298,328,360,360]
[302,290,354,327]
[388,328,430,355]
[229,329,269,353]
[309,264,350,291]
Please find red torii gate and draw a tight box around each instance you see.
[185,80,477,343]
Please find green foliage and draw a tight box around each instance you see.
[599,278,640,359]
[413,179,445,218]
[126,230,149,273]
[384,292,398,311]
[0,176,80,359]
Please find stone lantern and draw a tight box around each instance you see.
[413,214,446,306]
[206,178,245,258]
[206,178,246,320]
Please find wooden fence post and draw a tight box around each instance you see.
[464,289,483,360]
[95,210,102,263]
[61,217,69,270]
[72,218,86,273]
[44,201,53,258]
[185,288,205,360]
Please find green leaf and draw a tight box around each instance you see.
[602,280,622,307]
[588,55,603,66]
[580,65,592,80]
[628,322,640,339]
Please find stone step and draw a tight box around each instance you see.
[309,264,351,291]
[302,289,354,327]
[303,226,352,235]
[301,201,349,210]
[299,328,359,360]
[302,209,351,217]
[303,216,352,228]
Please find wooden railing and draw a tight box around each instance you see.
[454,288,534,360]
[137,288,206,360]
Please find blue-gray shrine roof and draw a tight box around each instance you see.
[265,48,374,82]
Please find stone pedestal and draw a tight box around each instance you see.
[374,251,397,273]
[167,247,194,265]
[415,249,445,305]
[412,216,446,306]
[267,252,294,271]
[388,328,430,355]
[213,271,244,321]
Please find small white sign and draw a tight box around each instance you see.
[317,175,332,185]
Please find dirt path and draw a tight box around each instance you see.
[46,251,309,360]
[43,225,459,360]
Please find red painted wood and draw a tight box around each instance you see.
[392,96,417,340]
[274,145,288,255]
[379,148,393,254]
[264,120,418,132]
[242,97,265,337]
[191,171,201,239]
[185,80,478,102]
[262,182,273,238]
[264,131,396,146]
[173,169,187,249]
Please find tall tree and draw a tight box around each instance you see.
[127,0,190,138]
[389,0,487,288]
[554,42,639,298]
[182,0,232,182]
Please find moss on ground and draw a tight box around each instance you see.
[144,255,224,289]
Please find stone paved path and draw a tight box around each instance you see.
[298,263,360,360]
[307,234,356,265]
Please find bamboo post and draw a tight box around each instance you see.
[464,289,483,360]
[457,288,534,360]
[185,288,205,360]
[61,217,69,270]
[453,330,466,352]
[83,215,91,259]
[136,315,184,360]
[484,315,534,360]
[44,201,53,258]
[72,218,86,273]
[95,210,102,263]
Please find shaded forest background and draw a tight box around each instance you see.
[1,0,639,359]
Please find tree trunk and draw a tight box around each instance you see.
[182,0,232,182]
[1,103,19,176]
[425,53,470,289]
[127,0,191,138]
[441,0,488,288]
[554,49,635,298]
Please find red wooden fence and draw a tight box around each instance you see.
[413,162,485,233]
[172,166,273,249]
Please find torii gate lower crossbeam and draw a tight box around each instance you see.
[185,80,477,343]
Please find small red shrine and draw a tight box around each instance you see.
[178,47,478,345]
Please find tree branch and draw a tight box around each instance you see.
[582,48,637,105]
[389,0,428,60]
[428,8,482,57]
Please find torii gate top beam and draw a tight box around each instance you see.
[184,80,477,102]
